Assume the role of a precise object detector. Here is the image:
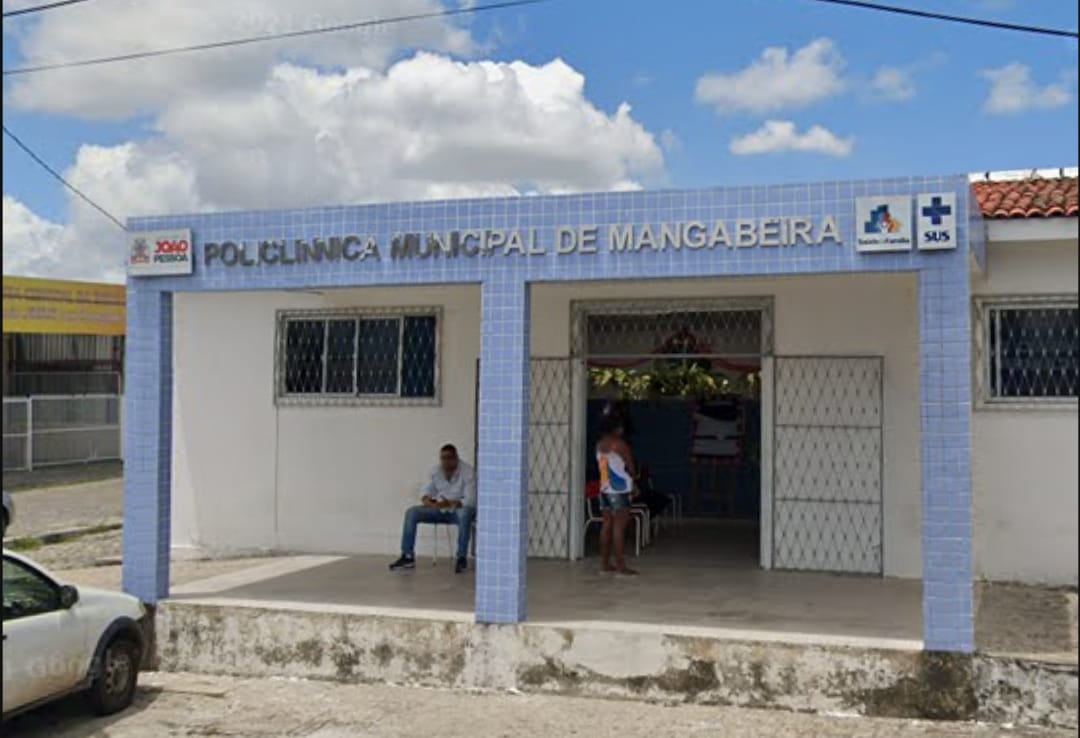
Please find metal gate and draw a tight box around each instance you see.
[772,357,884,574]
[527,357,573,558]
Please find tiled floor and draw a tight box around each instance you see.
[172,521,924,648]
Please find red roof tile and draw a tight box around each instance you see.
[973,177,1078,219]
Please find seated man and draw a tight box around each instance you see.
[389,444,476,574]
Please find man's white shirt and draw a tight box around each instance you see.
[422,462,476,507]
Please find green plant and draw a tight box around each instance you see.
[590,367,653,400]
[589,363,760,401]
[8,537,42,552]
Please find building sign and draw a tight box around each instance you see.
[917,193,957,251]
[127,229,194,276]
[855,196,913,253]
[2,276,125,336]
[202,216,842,268]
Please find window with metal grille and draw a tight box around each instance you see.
[977,297,1078,405]
[276,308,439,404]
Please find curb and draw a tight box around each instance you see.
[3,521,123,547]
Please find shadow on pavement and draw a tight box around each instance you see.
[2,684,161,738]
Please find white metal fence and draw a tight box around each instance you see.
[2,395,122,471]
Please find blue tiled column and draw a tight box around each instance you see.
[121,288,173,603]
[919,265,974,652]
[475,277,530,624]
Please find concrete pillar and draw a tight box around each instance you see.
[918,265,974,652]
[475,277,530,624]
[121,288,173,603]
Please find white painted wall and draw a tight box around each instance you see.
[172,274,921,575]
[972,239,1078,585]
[171,286,480,558]
[530,273,922,578]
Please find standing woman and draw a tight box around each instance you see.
[596,419,639,576]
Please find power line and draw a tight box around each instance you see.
[2,0,548,76]
[807,0,1079,39]
[2,0,94,18]
[2,124,127,231]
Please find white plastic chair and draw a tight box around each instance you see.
[429,522,455,565]
[430,518,477,564]
[584,490,643,557]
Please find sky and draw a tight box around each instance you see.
[2,0,1077,282]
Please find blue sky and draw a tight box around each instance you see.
[1,0,1077,280]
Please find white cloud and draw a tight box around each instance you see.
[729,120,853,157]
[980,63,1074,114]
[865,53,947,103]
[869,66,915,102]
[4,0,667,281]
[3,197,70,277]
[3,53,665,280]
[157,54,664,208]
[2,196,130,283]
[2,144,205,283]
[694,38,846,115]
[4,0,474,119]
[659,129,681,154]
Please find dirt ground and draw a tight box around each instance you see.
[2,672,1072,738]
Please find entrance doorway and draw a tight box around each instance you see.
[573,299,771,567]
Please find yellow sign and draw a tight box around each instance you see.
[2,276,125,336]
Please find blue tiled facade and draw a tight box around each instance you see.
[125,175,976,652]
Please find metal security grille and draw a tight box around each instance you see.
[527,358,573,558]
[974,296,1078,406]
[572,298,773,358]
[274,307,440,406]
[772,357,883,575]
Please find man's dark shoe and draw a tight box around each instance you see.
[455,557,468,574]
[389,555,415,571]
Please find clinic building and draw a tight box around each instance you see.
[120,170,1078,654]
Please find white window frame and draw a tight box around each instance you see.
[274,306,441,407]
[973,294,1078,410]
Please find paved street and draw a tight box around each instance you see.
[4,475,123,540]
[2,672,1071,738]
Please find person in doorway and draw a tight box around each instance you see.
[596,419,639,576]
[389,444,476,575]
[600,399,634,442]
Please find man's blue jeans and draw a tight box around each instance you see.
[400,505,476,560]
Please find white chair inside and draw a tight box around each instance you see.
[429,522,455,565]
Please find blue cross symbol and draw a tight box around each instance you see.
[922,196,952,225]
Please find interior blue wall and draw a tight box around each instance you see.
[585,398,761,520]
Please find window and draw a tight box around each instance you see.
[977,296,1078,405]
[3,557,60,621]
[277,308,439,404]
